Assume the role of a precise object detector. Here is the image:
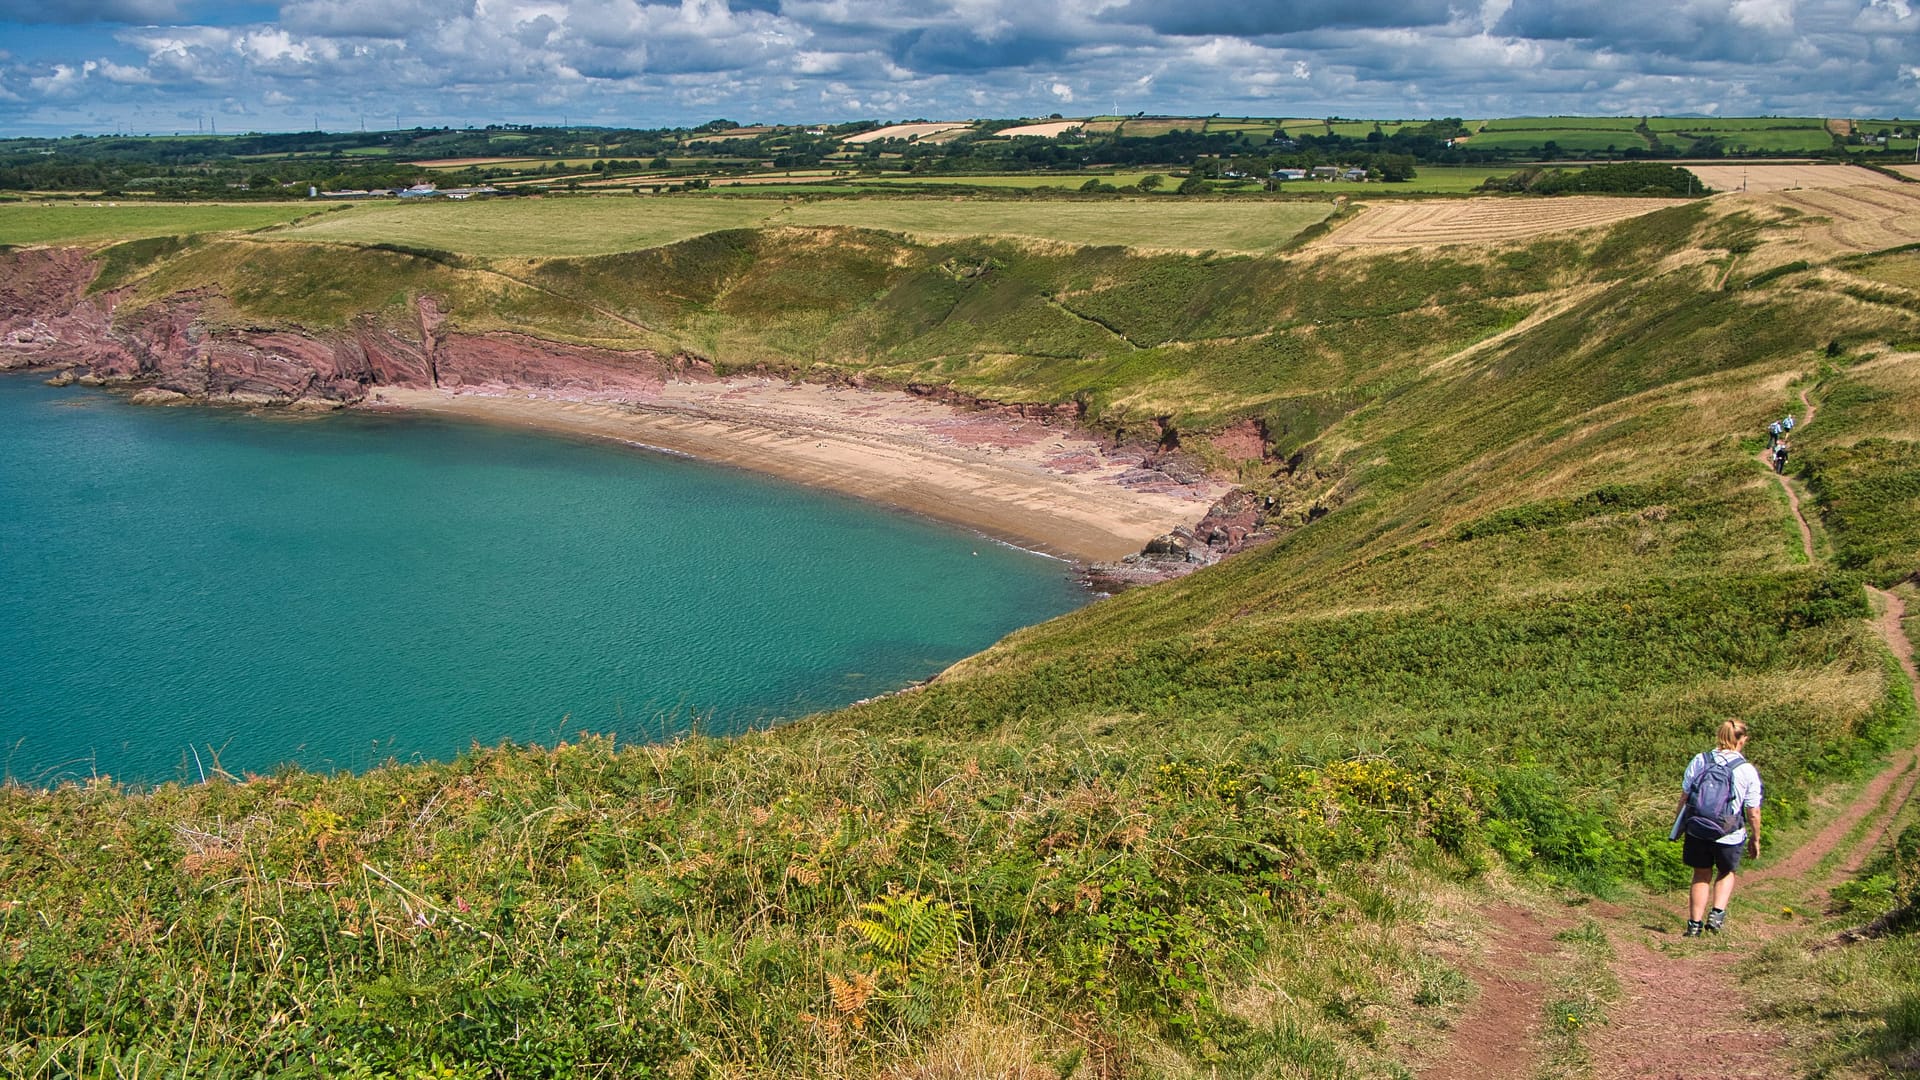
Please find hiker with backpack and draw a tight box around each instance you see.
[1676,720,1763,936]
[1768,420,1783,447]
[1773,440,1790,474]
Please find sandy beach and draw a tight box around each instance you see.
[368,380,1228,562]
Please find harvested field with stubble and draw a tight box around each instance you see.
[1757,184,1920,258]
[1685,164,1901,193]
[843,122,972,144]
[1315,196,1689,248]
[996,120,1084,137]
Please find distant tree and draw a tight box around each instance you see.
[1177,174,1208,194]
[1138,173,1166,191]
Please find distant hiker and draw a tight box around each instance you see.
[1676,720,1763,937]
[1783,414,1796,434]
[1768,420,1783,447]
[1773,440,1790,474]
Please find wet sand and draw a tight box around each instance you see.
[369,380,1227,562]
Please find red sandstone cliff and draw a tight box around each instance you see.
[0,248,697,407]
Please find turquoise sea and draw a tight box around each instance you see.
[0,378,1087,785]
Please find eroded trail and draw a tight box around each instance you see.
[1421,386,1918,1080]
[1419,905,1569,1080]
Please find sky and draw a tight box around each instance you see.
[0,0,1915,137]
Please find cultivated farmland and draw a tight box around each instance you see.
[1757,184,1920,258]
[843,123,973,144]
[997,121,1085,138]
[0,202,327,246]
[1317,195,1688,248]
[1683,164,1901,193]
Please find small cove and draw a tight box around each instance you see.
[0,377,1089,785]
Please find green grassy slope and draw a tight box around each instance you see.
[4,194,1919,1077]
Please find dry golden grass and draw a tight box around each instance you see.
[995,121,1085,138]
[844,123,974,145]
[1315,197,1689,249]
[1892,165,1920,182]
[875,1011,1061,1080]
[1747,185,1920,260]
[1686,165,1898,194]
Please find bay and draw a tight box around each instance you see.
[0,377,1087,785]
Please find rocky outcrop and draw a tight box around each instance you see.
[1,248,138,374]
[0,247,698,409]
[1085,488,1276,591]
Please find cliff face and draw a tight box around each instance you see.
[0,248,696,407]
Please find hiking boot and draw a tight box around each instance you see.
[1684,920,1704,937]
[1706,908,1727,933]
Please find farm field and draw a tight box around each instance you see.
[1758,184,1920,258]
[1645,116,1825,131]
[997,121,1084,137]
[1114,118,1204,137]
[1344,166,1538,194]
[412,157,543,168]
[1461,129,1645,152]
[1317,195,1688,248]
[1893,164,1920,181]
[0,201,326,246]
[1684,164,1900,193]
[266,198,778,256]
[833,172,1165,190]
[261,195,1336,256]
[1684,129,1836,153]
[1477,116,1642,131]
[843,123,971,144]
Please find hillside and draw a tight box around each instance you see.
[1,184,1918,1076]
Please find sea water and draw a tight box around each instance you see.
[0,378,1088,785]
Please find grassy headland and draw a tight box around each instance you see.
[3,188,1919,1076]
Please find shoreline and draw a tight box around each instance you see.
[361,381,1228,564]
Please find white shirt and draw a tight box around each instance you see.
[1682,749,1763,846]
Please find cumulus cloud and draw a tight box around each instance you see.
[1112,0,1455,36]
[280,0,478,38]
[1,0,1917,134]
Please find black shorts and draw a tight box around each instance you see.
[1682,834,1744,874]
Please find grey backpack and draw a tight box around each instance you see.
[1683,752,1746,840]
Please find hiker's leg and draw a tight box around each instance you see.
[1711,870,1738,911]
[1689,868,1714,921]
